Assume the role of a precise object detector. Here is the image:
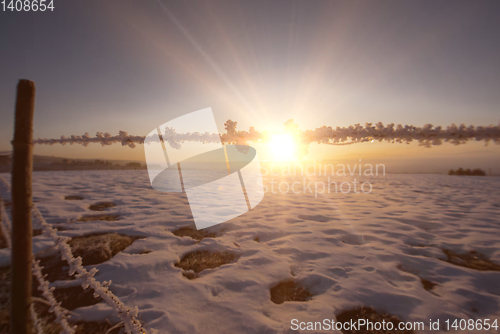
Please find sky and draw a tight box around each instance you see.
[1,0,499,172]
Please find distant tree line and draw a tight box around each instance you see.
[448,168,486,176]
[56,159,114,166]
[125,162,142,167]
[53,159,143,168]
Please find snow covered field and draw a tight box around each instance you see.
[1,171,499,333]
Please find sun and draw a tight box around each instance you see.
[269,133,297,161]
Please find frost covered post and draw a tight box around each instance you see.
[11,79,35,334]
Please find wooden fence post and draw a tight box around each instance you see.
[11,79,35,334]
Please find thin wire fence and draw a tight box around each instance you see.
[30,121,500,149]
[0,175,152,334]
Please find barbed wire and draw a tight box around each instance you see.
[0,197,49,333]
[31,205,151,334]
[32,258,76,334]
[30,120,500,156]
[0,176,154,334]
[31,303,44,334]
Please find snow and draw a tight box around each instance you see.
[1,171,499,334]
